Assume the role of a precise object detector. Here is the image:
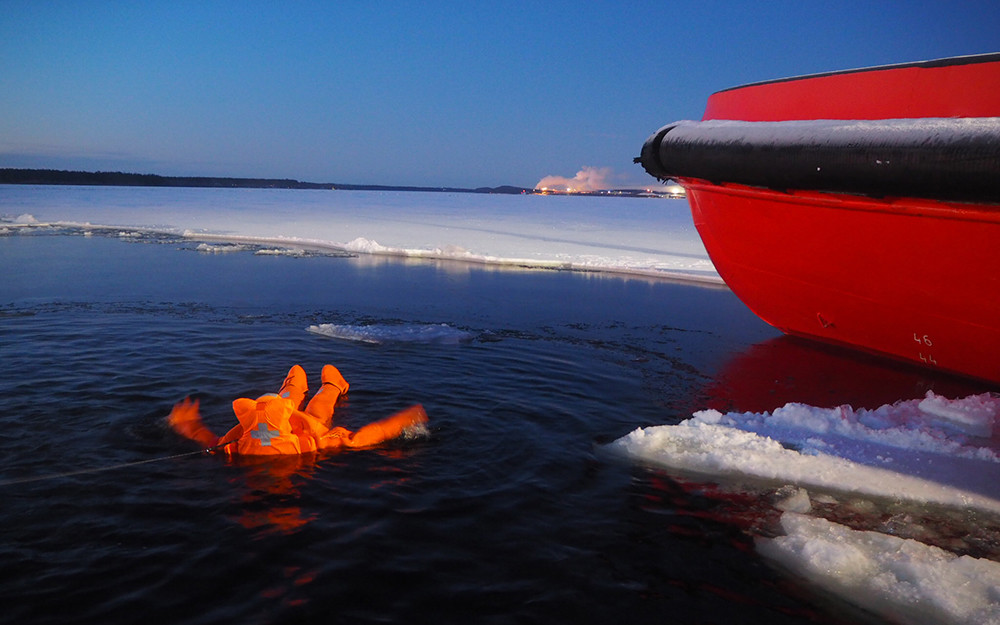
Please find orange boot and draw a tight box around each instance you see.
[276,365,309,409]
[321,364,349,395]
[304,365,349,425]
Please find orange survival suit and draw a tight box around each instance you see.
[168,364,427,455]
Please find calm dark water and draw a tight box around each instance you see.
[1,231,990,624]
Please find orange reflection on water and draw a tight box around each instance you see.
[223,444,422,536]
[226,453,321,536]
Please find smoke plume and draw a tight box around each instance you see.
[535,166,612,192]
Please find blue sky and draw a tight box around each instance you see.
[2,1,997,188]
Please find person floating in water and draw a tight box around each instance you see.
[168,364,427,455]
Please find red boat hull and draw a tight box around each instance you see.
[684,181,1000,383]
[703,54,1000,122]
[639,54,1000,384]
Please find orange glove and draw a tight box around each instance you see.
[167,397,220,448]
[345,404,428,448]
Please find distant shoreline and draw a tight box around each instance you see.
[0,168,668,197]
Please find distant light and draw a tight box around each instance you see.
[664,184,686,198]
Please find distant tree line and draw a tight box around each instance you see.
[0,168,328,189]
[0,168,536,194]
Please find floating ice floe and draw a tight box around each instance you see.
[253,247,308,256]
[608,392,1000,625]
[195,242,251,253]
[759,512,1000,625]
[609,391,1000,513]
[307,323,474,345]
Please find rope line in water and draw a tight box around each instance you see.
[0,447,219,487]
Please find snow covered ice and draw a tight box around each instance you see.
[609,391,1000,624]
[0,185,719,282]
[759,512,1000,625]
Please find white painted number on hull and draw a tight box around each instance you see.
[914,333,937,365]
